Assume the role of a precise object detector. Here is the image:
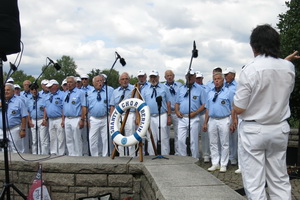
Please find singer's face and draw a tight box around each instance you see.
[93,76,104,90]
[164,71,174,83]
[5,85,14,100]
[149,75,159,85]
[213,74,224,89]
[138,75,147,84]
[185,74,196,85]
[30,88,38,97]
[23,80,31,91]
[119,74,130,88]
[49,84,59,94]
[67,78,76,90]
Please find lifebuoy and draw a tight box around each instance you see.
[110,98,150,147]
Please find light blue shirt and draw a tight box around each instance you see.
[81,85,94,92]
[176,83,207,114]
[45,90,65,118]
[164,81,183,111]
[63,87,85,117]
[20,91,32,99]
[0,95,28,129]
[205,86,235,118]
[110,84,134,107]
[83,88,111,117]
[38,90,50,100]
[28,94,45,119]
[224,79,237,93]
[141,82,171,114]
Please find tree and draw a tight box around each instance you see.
[40,55,78,85]
[277,0,300,164]
[4,70,35,88]
[99,69,120,89]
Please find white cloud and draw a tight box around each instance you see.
[4,0,288,83]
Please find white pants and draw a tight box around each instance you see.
[65,117,83,156]
[177,116,200,158]
[1,125,24,153]
[118,112,136,157]
[239,120,291,200]
[89,116,108,157]
[49,118,65,155]
[208,117,230,166]
[31,119,49,155]
[199,114,210,159]
[147,113,169,155]
[229,116,238,163]
[167,112,179,155]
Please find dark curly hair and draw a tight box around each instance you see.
[250,24,280,58]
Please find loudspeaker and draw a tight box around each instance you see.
[0,0,21,57]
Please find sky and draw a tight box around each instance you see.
[5,0,289,83]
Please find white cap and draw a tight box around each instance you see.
[41,79,49,85]
[14,84,21,89]
[137,70,146,76]
[80,74,89,79]
[149,70,159,76]
[46,79,59,87]
[223,67,236,74]
[101,74,107,79]
[185,68,195,76]
[76,77,81,82]
[61,79,67,86]
[195,71,203,78]
[6,77,14,83]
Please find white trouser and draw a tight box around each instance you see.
[65,117,83,156]
[199,114,210,159]
[118,112,136,157]
[1,125,24,153]
[229,116,238,163]
[239,120,291,200]
[48,117,65,155]
[177,115,200,158]
[208,117,230,166]
[167,112,179,155]
[31,119,49,155]
[89,116,108,157]
[147,113,169,155]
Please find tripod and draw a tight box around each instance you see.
[0,57,26,200]
[152,96,168,160]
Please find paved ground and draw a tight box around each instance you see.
[196,159,300,200]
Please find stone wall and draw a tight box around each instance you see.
[0,155,156,200]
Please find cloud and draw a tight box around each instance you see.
[4,0,288,83]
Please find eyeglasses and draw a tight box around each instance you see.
[81,78,88,80]
[212,92,219,102]
[120,78,129,81]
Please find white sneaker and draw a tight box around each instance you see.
[235,168,241,174]
[204,157,210,163]
[208,165,220,172]
[219,166,227,173]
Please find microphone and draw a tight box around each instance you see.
[192,40,198,58]
[47,57,61,70]
[115,52,126,66]
[156,96,162,108]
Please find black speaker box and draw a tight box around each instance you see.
[0,0,21,56]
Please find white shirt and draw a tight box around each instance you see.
[234,55,295,124]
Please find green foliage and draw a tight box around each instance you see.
[277,0,300,120]
[97,68,120,89]
[40,55,79,85]
[177,79,185,85]
[129,76,138,85]
[10,70,35,88]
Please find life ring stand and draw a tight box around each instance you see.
[110,98,150,147]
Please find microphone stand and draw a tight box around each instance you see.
[0,56,27,199]
[186,41,198,156]
[152,97,168,160]
[105,53,122,156]
[31,60,56,155]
